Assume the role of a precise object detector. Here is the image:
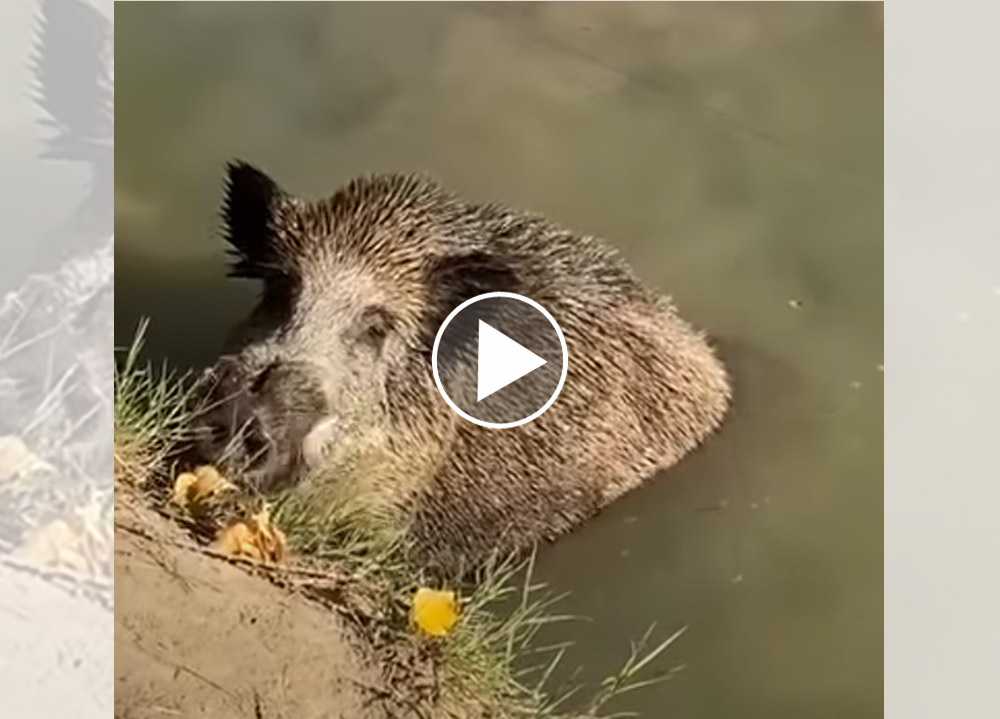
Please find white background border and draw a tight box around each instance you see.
[885,1,1000,717]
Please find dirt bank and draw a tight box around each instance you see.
[114,481,389,719]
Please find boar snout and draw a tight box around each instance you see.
[190,356,328,493]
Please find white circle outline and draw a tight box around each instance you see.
[431,292,569,430]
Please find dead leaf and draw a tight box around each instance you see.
[172,465,230,507]
[214,506,286,563]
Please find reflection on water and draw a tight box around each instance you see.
[116,3,883,717]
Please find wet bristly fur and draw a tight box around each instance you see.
[197,160,732,574]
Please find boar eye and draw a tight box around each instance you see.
[355,306,396,350]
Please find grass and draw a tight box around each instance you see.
[113,324,685,719]
[113,319,197,484]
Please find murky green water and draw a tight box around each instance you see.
[116,3,883,717]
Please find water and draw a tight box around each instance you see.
[116,4,883,717]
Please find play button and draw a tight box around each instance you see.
[476,320,547,401]
[432,292,568,428]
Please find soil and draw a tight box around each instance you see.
[113,482,390,719]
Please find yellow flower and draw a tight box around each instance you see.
[411,587,459,637]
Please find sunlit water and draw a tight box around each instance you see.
[116,4,883,717]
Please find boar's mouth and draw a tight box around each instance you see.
[186,358,328,494]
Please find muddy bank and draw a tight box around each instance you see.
[114,481,389,719]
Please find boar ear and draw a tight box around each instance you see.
[221,160,289,279]
[427,251,521,308]
[422,251,521,346]
[424,252,521,344]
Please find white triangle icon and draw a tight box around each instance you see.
[477,320,548,402]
